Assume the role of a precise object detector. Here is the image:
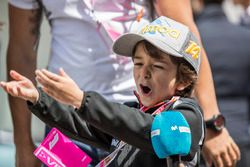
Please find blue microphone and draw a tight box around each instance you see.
[151,111,191,158]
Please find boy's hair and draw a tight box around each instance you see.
[133,40,197,97]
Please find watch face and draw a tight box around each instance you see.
[214,115,225,130]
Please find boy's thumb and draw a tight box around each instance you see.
[10,70,25,81]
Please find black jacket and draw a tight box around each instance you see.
[28,89,204,167]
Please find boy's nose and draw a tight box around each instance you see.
[141,67,151,79]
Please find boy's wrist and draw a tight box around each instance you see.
[73,91,84,109]
[30,89,39,104]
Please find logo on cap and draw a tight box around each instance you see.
[185,41,200,59]
[139,25,181,39]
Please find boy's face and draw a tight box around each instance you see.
[133,43,183,107]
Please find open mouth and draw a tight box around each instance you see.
[140,84,152,96]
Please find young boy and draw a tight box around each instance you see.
[1,16,204,166]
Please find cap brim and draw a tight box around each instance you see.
[112,33,183,58]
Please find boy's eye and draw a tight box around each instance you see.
[134,63,143,66]
[153,65,164,69]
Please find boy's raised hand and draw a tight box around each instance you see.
[35,68,83,109]
[0,70,39,103]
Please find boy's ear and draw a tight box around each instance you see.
[176,82,190,91]
[176,84,186,91]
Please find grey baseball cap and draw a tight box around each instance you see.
[112,16,201,74]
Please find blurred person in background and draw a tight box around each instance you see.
[233,0,250,27]
[193,0,250,166]
[7,0,239,166]
[223,0,250,27]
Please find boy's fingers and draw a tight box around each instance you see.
[36,71,57,88]
[6,86,16,97]
[1,82,25,100]
[16,86,22,95]
[18,80,30,87]
[10,70,27,81]
[0,82,15,96]
[36,76,58,95]
[0,81,6,87]
[5,84,12,93]
[59,68,70,78]
[1,83,8,92]
[42,87,54,98]
[12,86,19,96]
[36,76,49,88]
[16,86,29,98]
[16,85,27,98]
[40,69,61,82]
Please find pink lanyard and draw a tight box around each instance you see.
[145,96,180,116]
[136,89,180,115]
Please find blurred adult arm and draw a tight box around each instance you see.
[155,0,240,166]
[0,21,3,30]
[7,4,42,167]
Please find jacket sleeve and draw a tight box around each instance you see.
[28,89,204,157]
[76,91,155,153]
[76,92,204,156]
[27,88,113,151]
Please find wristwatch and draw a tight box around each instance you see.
[205,114,226,132]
